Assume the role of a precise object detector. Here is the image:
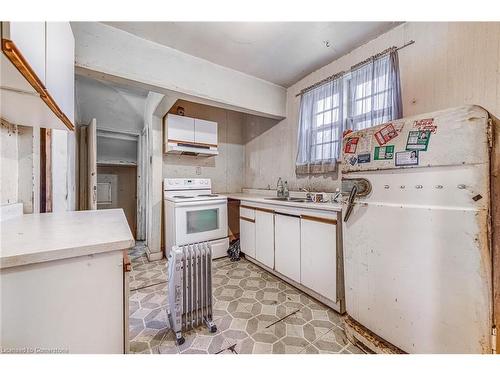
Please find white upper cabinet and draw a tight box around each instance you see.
[164,114,218,156]
[46,22,75,124]
[1,22,75,130]
[194,118,218,146]
[165,114,195,143]
[7,22,46,84]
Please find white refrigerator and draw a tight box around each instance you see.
[341,105,498,353]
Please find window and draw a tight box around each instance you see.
[347,52,402,131]
[296,50,402,175]
[296,76,343,174]
[310,92,342,162]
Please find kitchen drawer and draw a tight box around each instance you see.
[240,205,255,220]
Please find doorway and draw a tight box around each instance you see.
[96,164,137,237]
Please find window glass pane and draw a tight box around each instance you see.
[323,146,331,160]
[373,92,389,111]
[186,209,219,234]
[323,129,332,143]
[374,74,389,92]
[315,113,324,127]
[355,98,371,115]
[323,111,332,125]
[332,93,339,108]
[316,131,323,144]
[316,98,324,113]
[324,96,332,110]
[332,108,339,122]
[331,127,339,142]
[355,80,371,99]
[314,145,322,161]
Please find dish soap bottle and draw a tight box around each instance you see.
[283,181,289,198]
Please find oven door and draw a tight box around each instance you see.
[174,199,228,245]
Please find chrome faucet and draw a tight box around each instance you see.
[276,177,284,197]
[300,188,313,202]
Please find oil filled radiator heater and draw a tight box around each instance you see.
[167,242,217,345]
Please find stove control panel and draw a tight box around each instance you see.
[164,178,211,190]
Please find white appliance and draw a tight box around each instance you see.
[341,106,497,353]
[167,242,216,346]
[164,178,229,258]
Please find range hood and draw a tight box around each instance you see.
[166,142,219,157]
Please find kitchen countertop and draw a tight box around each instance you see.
[223,192,342,212]
[0,209,135,270]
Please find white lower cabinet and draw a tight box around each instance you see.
[239,217,256,259]
[300,217,337,302]
[274,213,301,283]
[255,210,274,269]
[238,202,341,310]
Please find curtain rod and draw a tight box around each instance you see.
[295,40,415,97]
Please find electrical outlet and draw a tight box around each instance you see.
[196,166,202,175]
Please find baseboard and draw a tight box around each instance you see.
[146,246,164,261]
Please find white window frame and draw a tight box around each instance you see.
[346,71,395,131]
[309,91,343,163]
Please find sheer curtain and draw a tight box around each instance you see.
[296,75,343,175]
[347,49,402,131]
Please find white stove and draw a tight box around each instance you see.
[163,178,228,258]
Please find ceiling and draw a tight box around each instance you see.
[75,75,148,131]
[103,22,402,87]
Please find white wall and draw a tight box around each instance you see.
[1,123,20,206]
[143,92,169,259]
[244,22,500,192]
[71,22,286,119]
[0,123,36,213]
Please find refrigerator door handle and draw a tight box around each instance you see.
[343,185,358,222]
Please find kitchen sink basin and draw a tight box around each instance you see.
[265,197,310,203]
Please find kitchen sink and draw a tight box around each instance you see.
[265,197,310,203]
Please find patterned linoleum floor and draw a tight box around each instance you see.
[128,243,364,354]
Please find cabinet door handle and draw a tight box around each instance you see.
[301,215,337,225]
[275,212,301,218]
[240,216,255,223]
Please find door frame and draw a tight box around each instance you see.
[40,127,52,213]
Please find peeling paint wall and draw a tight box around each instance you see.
[1,123,20,205]
[0,123,35,213]
[244,22,500,193]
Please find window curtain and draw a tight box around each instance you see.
[347,48,403,131]
[295,76,343,175]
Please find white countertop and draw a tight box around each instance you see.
[224,192,342,212]
[0,209,135,270]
